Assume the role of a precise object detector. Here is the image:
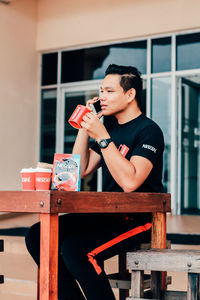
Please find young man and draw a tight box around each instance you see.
[25,64,164,300]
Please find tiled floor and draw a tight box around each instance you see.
[167,213,200,233]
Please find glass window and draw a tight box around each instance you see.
[41,53,58,86]
[151,77,171,192]
[176,32,200,70]
[40,89,57,163]
[151,37,171,73]
[61,41,147,83]
[141,79,147,115]
[92,41,147,79]
[61,50,85,83]
[179,78,200,214]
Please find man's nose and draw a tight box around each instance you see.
[99,95,106,101]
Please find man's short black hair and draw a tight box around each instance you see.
[105,64,143,109]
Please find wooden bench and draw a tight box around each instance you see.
[0,239,4,284]
[127,248,200,300]
[108,242,171,299]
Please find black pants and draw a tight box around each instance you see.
[25,213,151,300]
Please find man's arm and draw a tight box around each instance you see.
[80,111,161,192]
[99,142,153,192]
[72,128,101,178]
[80,112,153,192]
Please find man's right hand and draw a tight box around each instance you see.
[86,97,103,119]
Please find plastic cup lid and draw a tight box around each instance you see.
[35,168,52,173]
[20,168,36,173]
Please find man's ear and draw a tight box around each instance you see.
[127,88,136,103]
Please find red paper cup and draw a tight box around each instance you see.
[21,168,36,191]
[35,168,52,191]
[68,105,90,129]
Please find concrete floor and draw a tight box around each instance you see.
[1,212,200,233]
[167,213,200,233]
[1,213,200,298]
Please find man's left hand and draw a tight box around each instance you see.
[81,112,109,141]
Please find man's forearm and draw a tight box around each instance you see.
[100,142,152,192]
[101,143,136,191]
[72,129,90,175]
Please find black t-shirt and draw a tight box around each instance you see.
[91,113,164,193]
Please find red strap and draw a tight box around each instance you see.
[87,222,152,275]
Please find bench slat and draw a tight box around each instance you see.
[127,249,200,273]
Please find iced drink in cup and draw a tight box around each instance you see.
[21,168,36,191]
[35,168,52,191]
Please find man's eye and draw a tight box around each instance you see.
[107,90,113,92]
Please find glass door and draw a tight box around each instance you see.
[178,76,200,214]
[58,81,102,191]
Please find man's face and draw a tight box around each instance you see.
[100,74,130,116]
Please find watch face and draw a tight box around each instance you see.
[99,138,112,148]
[101,140,107,148]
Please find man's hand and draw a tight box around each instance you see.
[80,97,109,141]
[81,111,109,141]
[86,97,102,118]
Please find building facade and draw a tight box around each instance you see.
[1,0,200,215]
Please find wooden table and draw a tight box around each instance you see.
[0,191,171,300]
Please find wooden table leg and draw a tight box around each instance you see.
[151,212,167,295]
[40,213,59,300]
[151,212,166,249]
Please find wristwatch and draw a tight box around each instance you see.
[98,138,112,149]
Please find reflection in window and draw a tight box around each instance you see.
[176,32,200,70]
[41,53,58,86]
[40,89,57,163]
[151,37,171,73]
[151,77,171,192]
[92,41,147,78]
[61,41,147,83]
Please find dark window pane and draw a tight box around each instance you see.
[176,33,200,70]
[61,50,85,83]
[61,41,147,83]
[40,89,57,163]
[42,53,58,85]
[151,37,171,73]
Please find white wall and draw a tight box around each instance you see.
[36,0,200,51]
[0,0,39,190]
